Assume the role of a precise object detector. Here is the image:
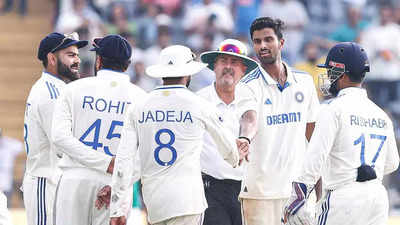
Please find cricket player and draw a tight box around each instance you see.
[109,45,249,225]
[283,42,400,225]
[0,191,12,225]
[51,34,146,225]
[235,17,321,225]
[23,32,87,225]
[198,39,258,225]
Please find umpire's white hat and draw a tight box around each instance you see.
[146,45,208,78]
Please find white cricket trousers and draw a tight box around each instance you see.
[0,191,12,225]
[152,213,204,225]
[55,168,111,225]
[317,180,388,225]
[23,174,57,225]
[241,198,287,225]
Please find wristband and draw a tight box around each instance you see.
[238,136,251,145]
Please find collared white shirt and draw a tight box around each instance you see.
[197,83,243,180]
[110,85,239,224]
[24,71,66,182]
[235,63,320,199]
[297,87,399,190]
[52,69,146,175]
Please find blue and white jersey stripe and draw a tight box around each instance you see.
[241,67,261,84]
[37,177,47,225]
[318,191,331,225]
[45,81,60,99]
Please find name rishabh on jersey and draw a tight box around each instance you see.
[110,85,239,224]
[24,71,65,181]
[235,64,320,199]
[52,70,147,172]
[298,88,399,190]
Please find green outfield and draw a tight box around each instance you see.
[9,208,400,225]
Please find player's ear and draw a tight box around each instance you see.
[47,52,57,66]
[279,38,285,50]
[95,55,102,71]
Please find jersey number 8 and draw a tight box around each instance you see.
[154,128,177,166]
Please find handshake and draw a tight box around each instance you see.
[236,136,251,165]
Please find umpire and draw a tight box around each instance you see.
[198,39,258,225]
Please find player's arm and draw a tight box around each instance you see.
[110,106,140,220]
[51,88,113,173]
[384,121,400,175]
[283,106,338,224]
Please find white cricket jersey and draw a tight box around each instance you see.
[235,63,320,199]
[197,83,243,180]
[52,69,146,174]
[297,88,399,190]
[110,85,239,224]
[24,71,66,182]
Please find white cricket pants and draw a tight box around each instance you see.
[241,198,287,225]
[152,213,204,225]
[23,174,57,225]
[0,191,12,225]
[317,181,388,225]
[55,168,111,225]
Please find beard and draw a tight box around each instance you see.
[329,79,340,97]
[57,60,79,81]
[257,52,277,65]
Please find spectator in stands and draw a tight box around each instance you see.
[1,0,27,16]
[328,4,369,43]
[0,128,23,207]
[232,0,261,38]
[183,0,234,50]
[294,41,325,99]
[259,0,309,65]
[135,3,162,49]
[360,4,400,109]
[106,2,136,37]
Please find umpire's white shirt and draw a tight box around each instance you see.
[24,71,65,182]
[235,64,320,199]
[197,83,243,180]
[297,87,399,189]
[110,85,239,224]
[52,70,146,174]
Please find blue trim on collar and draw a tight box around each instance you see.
[277,82,290,92]
[43,71,63,81]
[155,86,186,90]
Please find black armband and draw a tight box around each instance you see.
[238,136,251,145]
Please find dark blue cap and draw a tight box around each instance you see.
[90,35,132,61]
[37,32,88,61]
[318,42,370,76]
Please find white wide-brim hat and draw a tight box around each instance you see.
[200,39,258,74]
[146,45,208,78]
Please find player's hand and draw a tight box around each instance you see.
[95,185,111,210]
[110,216,127,225]
[107,157,116,174]
[282,182,314,224]
[236,138,249,165]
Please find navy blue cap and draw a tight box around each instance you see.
[90,35,132,61]
[37,32,88,61]
[318,42,370,75]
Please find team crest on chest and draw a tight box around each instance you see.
[295,91,304,103]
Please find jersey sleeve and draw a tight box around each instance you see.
[297,105,339,185]
[384,120,400,175]
[235,81,259,119]
[306,78,321,123]
[110,106,140,218]
[200,101,239,167]
[51,88,113,172]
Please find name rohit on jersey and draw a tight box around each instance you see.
[82,96,131,114]
[350,115,386,129]
[138,110,193,123]
[266,112,301,125]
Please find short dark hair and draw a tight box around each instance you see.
[250,17,285,40]
[42,58,48,68]
[99,55,131,72]
[162,77,184,82]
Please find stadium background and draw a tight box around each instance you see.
[0,0,399,224]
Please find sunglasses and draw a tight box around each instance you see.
[218,44,244,55]
[50,32,80,53]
